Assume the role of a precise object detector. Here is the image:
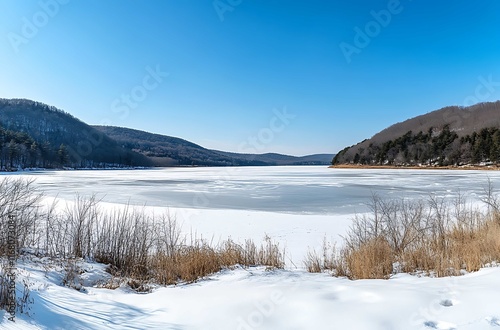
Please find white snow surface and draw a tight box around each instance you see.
[2,256,500,330]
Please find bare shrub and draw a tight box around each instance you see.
[155,212,182,258]
[65,194,101,258]
[481,177,500,213]
[62,259,83,291]
[18,277,34,315]
[330,187,500,279]
[0,178,42,255]
[92,205,156,280]
[43,198,62,256]
[0,177,286,290]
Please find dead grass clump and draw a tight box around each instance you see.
[344,237,394,280]
[304,250,322,273]
[218,238,246,267]
[150,236,285,285]
[173,243,221,284]
[483,219,500,259]
[258,235,285,269]
[304,238,338,273]
[453,219,500,271]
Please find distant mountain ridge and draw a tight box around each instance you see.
[0,98,332,169]
[93,125,334,166]
[333,101,500,166]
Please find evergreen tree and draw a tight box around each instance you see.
[58,144,69,166]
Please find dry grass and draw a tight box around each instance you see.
[92,214,284,284]
[304,238,338,273]
[150,236,285,285]
[307,191,500,280]
[343,237,394,280]
[400,213,500,277]
[304,250,322,273]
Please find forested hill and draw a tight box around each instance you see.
[333,101,500,166]
[94,125,334,166]
[0,98,332,170]
[93,125,256,167]
[0,99,151,169]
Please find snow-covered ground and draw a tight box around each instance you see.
[1,167,500,329]
[113,204,353,268]
[2,255,500,329]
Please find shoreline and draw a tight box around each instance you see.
[329,164,500,171]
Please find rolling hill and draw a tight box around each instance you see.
[333,101,500,166]
[0,99,151,169]
[93,125,334,166]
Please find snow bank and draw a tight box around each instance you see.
[2,256,500,329]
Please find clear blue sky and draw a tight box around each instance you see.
[1,0,500,156]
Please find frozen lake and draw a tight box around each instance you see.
[5,166,500,265]
[8,166,500,215]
